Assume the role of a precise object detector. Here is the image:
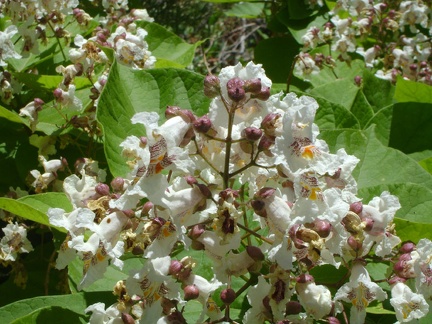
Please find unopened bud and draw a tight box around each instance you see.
[256,187,276,199]
[185,175,197,186]
[251,86,271,101]
[95,183,110,196]
[121,313,135,324]
[347,235,362,251]
[243,78,262,94]
[220,288,236,305]
[261,113,281,136]
[141,201,153,216]
[400,242,416,254]
[312,219,332,238]
[168,260,183,276]
[34,98,45,109]
[165,106,181,119]
[53,88,63,99]
[242,127,263,141]
[388,276,406,285]
[204,75,220,98]
[362,217,374,232]
[189,224,205,239]
[349,201,363,215]
[193,115,212,133]
[111,177,125,192]
[251,199,266,217]
[354,75,362,87]
[246,246,265,261]
[184,284,200,301]
[285,301,302,315]
[227,77,245,102]
[327,317,341,324]
[296,273,314,284]
[258,134,275,155]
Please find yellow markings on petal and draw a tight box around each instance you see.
[301,145,317,159]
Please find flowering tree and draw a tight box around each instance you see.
[1,1,432,323]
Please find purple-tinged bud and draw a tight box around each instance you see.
[167,310,186,323]
[185,175,197,186]
[349,201,363,215]
[251,199,266,217]
[409,64,418,72]
[196,183,212,199]
[95,183,110,196]
[327,317,341,324]
[227,77,246,102]
[285,301,302,315]
[141,201,153,216]
[251,86,271,101]
[243,78,262,94]
[258,135,275,156]
[393,260,415,279]
[189,224,205,239]
[379,3,387,11]
[296,273,314,284]
[193,115,212,134]
[228,86,246,102]
[220,288,236,305]
[168,260,183,276]
[184,284,200,301]
[354,75,362,87]
[388,276,406,285]
[75,63,84,76]
[246,246,265,261]
[399,253,412,262]
[400,242,416,254]
[219,188,239,201]
[242,127,263,141]
[34,98,44,110]
[121,312,135,324]
[165,106,181,119]
[204,75,220,98]
[111,177,125,192]
[53,88,63,99]
[347,235,362,251]
[420,61,428,68]
[261,113,281,136]
[312,219,332,238]
[362,217,374,232]
[256,187,276,199]
[139,136,147,147]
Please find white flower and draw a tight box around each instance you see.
[390,282,429,322]
[296,275,332,320]
[335,262,387,324]
[85,302,122,324]
[63,171,98,208]
[414,238,432,301]
[244,276,272,323]
[0,223,33,261]
[0,25,22,66]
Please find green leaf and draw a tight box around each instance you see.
[361,70,395,113]
[309,79,359,110]
[388,102,432,154]
[394,77,432,103]
[0,105,26,125]
[97,61,211,177]
[0,291,113,323]
[418,156,432,175]
[225,2,264,18]
[254,37,301,83]
[309,264,348,286]
[137,21,203,68]
[313,95,360,130]
[0,193,72,231]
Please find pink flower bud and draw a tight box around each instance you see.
[204,75,220,98]
[121,313,135,324]
[246,246,265,261]
[242,127,263,141]
[220,288,236,305]
[261,113,281,136]
[165,106,181,119]
[53,88,63,99]
[184,284,200,301]
[141,201,153,216]
[296,273,314,284]
[400,242,416,254]
[95,183,110,196]
[349,201,363,215]
[251,86,271,101]
[189,224,205,239]
[185,175,197,186]
[388,276,406,285]
[243,78,262,94]
[111,177,125,192]
[347,235,362,251]
[168,260,183,276]
[285,301,302,315]
[193,115,212,133]
[227,77,245,102]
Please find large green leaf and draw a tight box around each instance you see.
[388,102,432,154]
[97,61,211,177]
[137,21,203,68]
[0,193,72,231]
[225,2,264,18]
[0,291,113,324]
[394,77,432,104]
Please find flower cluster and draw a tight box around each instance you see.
[44,61,432,323]
[297,0,432,85]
